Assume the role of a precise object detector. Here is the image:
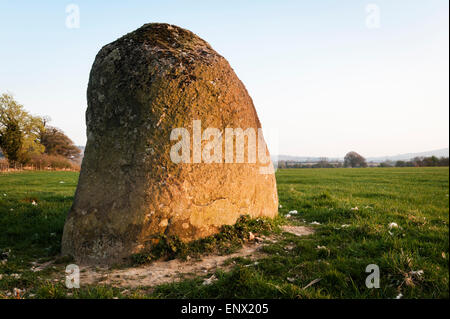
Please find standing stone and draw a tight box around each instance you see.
[62,23,278,264]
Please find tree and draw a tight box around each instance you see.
[316,157,331,168]
[395,160,407,167]
[411,157,423,167]
[40,126,81,159]
[439,157,449,167]
[0,120,22,164]
[422,156,440,167]
[0,93,44,165]
[344,151,367,168]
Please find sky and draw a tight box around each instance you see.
[0,0,448,158]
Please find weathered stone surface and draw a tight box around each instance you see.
[62,23,278,265]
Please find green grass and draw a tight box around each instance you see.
[0,168,448,299]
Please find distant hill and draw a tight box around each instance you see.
[366,148,449,163]
[273,148,449,163]
[273,155,341,162]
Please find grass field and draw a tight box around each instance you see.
[0,167,448,298]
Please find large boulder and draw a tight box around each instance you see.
[62,23,278,265]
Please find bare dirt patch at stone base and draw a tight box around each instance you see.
[281,225,315,237]
[78,241,269,288]
[30,226,315,290]
[78,227,315,288]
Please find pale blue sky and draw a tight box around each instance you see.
[0,0,448,157]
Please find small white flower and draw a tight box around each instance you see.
[279,204,283,208]
[410,270,424,277]
[13,288,23,297]
[285,214,291,218]
[341,224,350,228]
[289,210,298,215]
[351,206,359,210]
[310,221,321,225]
[388,222,398,229]
[202,275,217,286]
[31,200,37,206]
[395,293,403,299]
